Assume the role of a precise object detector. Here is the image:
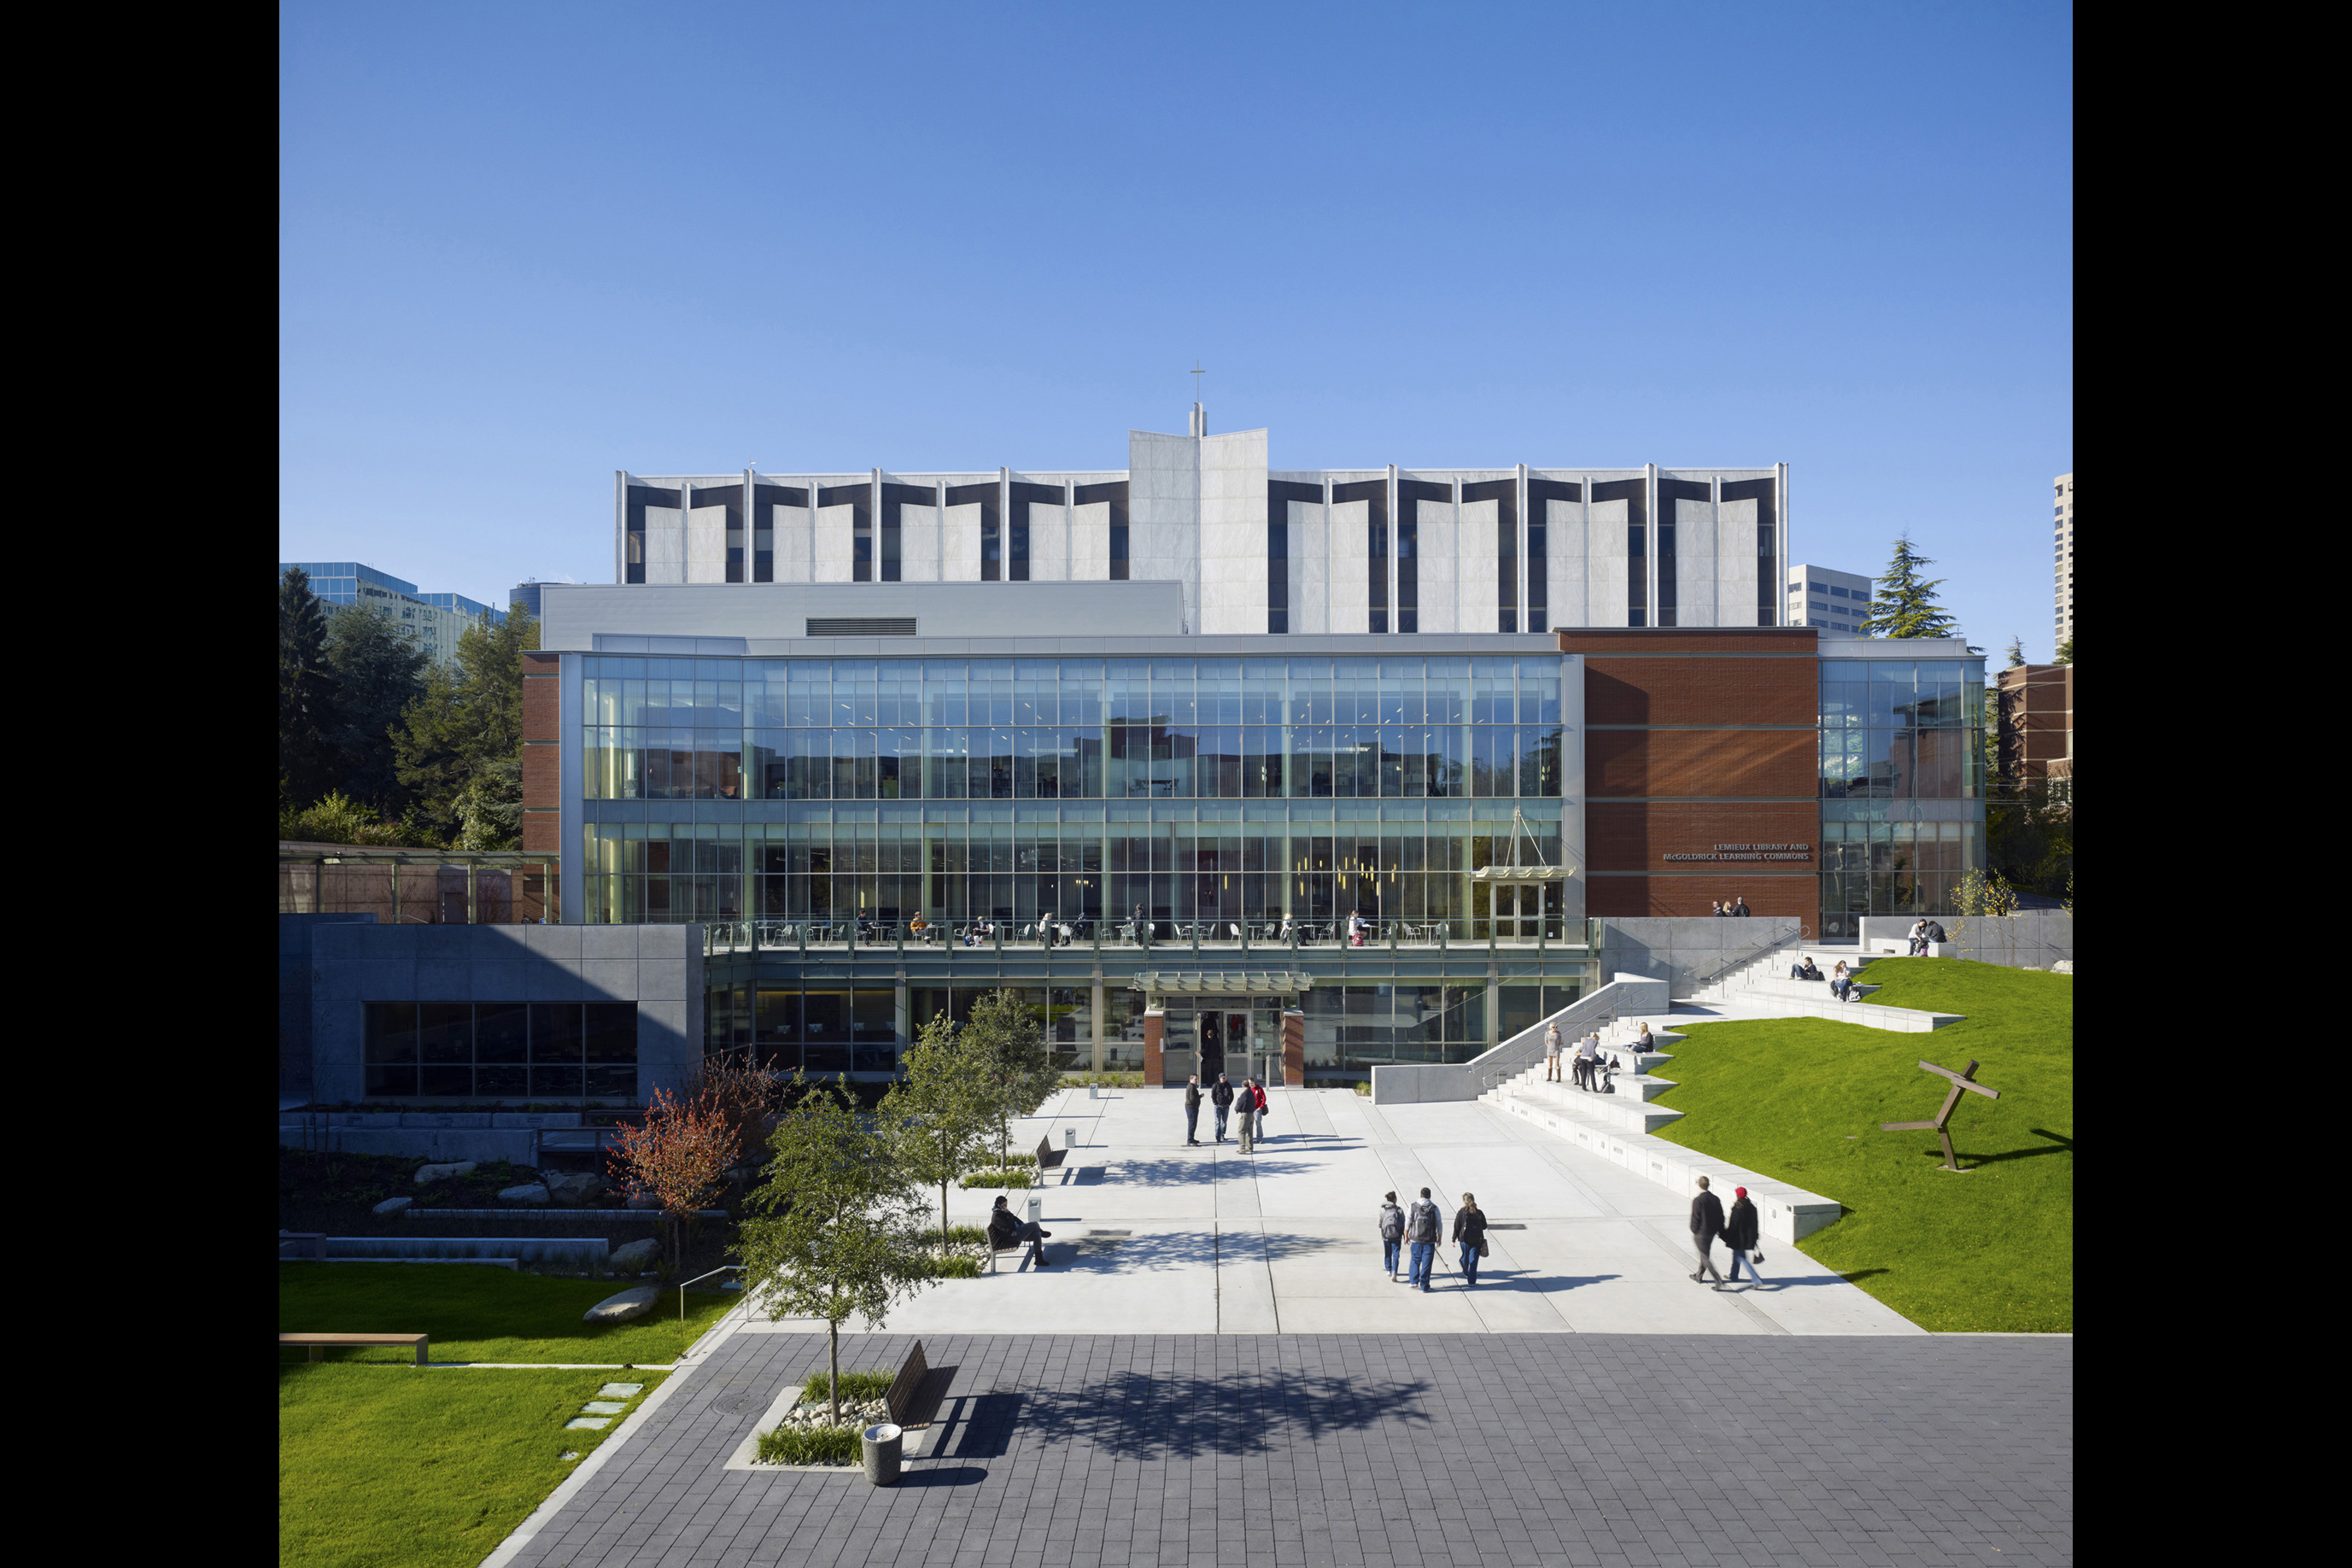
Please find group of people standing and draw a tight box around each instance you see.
[1183,1073,1269,1151]
[1542,1020,1649,1090]
[1709,898,1752,917]
[1378,1187,1490,1290]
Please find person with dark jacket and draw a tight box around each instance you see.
[1451,1193,1489,1286]
[1378,1191,1406,1278]
[1721,1187,1764,1289]
[1248,1079,1270,1142]
[987,1194,1052,1267]
[1405,1187,1442,1290]
[1730,897,1751,917]
[1688,1175,1726,1285]
[1183,1075,1203,1145]
[1209,1074,1235,1143]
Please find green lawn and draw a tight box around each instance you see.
[279,1364,666,1568]
[279,1265,737,1364]
[1653,958,2072,1332]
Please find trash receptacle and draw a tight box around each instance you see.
[862,1422,903,1486]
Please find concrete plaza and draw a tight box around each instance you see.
[486,1087,2069,1568]
[796,1085,1922,1338]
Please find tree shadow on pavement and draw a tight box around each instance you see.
[1055,1229,1354,1273]
[1017,1370,1434,1460]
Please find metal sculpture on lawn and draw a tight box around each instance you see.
[1880,1059,2000,1172]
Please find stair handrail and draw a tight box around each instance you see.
[1690,922,1812,993]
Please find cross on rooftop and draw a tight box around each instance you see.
[1880,1058,2001,1172]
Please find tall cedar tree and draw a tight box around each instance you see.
[884,1011,999,1249]
[740,1075,932,1425]
[2052,637,2072,665]
[322,604,429,815]
[395,606,539,847]
[963,988,1063,1169]
[278,568,336,804]
[1858,535,1960,640]
[2004,636,2026,668]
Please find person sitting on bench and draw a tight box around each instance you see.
[986,1195,1052,1267]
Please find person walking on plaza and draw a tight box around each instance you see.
[1184,1074,1203,1145]
[1379,1191,1407,1279]
[1237,1091,1255,1154]
[1688,1176,1726,1286]
[1406,1187,1442,1290]
[987,1194,1052,1267]
[1452,1192,1489,1286]
[1544,1021,1563,1081]
[1210,1074,1234,1142]
[1722,1187,1766,1290]
[1248,1078,1270,1143]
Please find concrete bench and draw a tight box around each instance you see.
[1867,939,1957,958]
[281,1332,430,1366]
[279,1231,326,1261]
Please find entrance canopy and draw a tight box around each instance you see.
[1131,971,1313,994]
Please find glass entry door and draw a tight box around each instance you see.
[1170,998,1289,1086]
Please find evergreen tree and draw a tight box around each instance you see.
[2004,636,2025,668]
[323,604,429,814]
[395,606,539,846]
[2052,636,2072,665]
[1858,535,1959,640]
[278,568,336,805]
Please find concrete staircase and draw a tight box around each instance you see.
[1478,1033,1842,1243]
[1684,949,1964,1033]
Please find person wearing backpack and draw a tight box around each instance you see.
[1924,919,1947,949]
[1209,1074,1235,1143]
[1406,1187,1442,1291]
[1378,1191,1407,1278]
[1451,1192,1489,1286]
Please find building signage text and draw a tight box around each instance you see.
[1663,843,1815,863]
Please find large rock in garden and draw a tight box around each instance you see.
[498,1183,551,1205]
[542,1172,602,1207]
[609,1237,659,1273]
[583,1285,660,1324]
[415,1161,477,1184]
[372,1196,413,1215]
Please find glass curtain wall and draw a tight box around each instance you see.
[1817,657,1987,935]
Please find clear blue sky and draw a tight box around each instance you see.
[280,2,2073,658]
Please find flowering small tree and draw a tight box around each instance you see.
[606,1086,740,1275]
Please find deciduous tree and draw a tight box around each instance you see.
[606,1085,740,1275]
[883,1011,998,1249]
[963,988,1062,1170]
[739,1075,931,1424]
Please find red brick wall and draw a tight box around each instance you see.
[1567,628,1821,929]
[521,652,563,859]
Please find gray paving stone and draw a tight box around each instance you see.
[500,1333,2070,1568]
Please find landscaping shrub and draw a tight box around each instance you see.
[802,1370,894,1402]
[959,1169,1033,1189]
[755,1424,860,1466]
[921,1255,983,1278]
[1064,1071,1145,1088]
[941,1225,987,1245]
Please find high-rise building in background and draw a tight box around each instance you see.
[282,561,506,668]
[2053,472,2072,647]
[1785,564,1872,633]
[511,581,548,619]
[614,412,1790,633]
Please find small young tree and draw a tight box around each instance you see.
[884,1011,998,1249]
[740,1074,932,1425]
[963,987,1063,1169]
[606,1086,740,1274]
[1858,535,1959,641]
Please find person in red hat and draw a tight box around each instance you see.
[1722,1186,1764,1289]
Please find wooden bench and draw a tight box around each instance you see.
[1034,1133,1066,1171]
[280,1332,430,1366]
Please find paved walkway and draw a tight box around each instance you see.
[499,1331,2073,1567]
[771,1086,1919,1337]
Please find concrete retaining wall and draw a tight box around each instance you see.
[280,1236,611,1267]
[1862,913,2073,969]
[1374,974,1670,1106]
[1596,918,1805,999]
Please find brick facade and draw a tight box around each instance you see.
[521,651,564,857]
[1564,629,1820,927]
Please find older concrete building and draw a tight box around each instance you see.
[616,410,1787,636]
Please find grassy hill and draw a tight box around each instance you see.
[1652,958,2071,1332]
